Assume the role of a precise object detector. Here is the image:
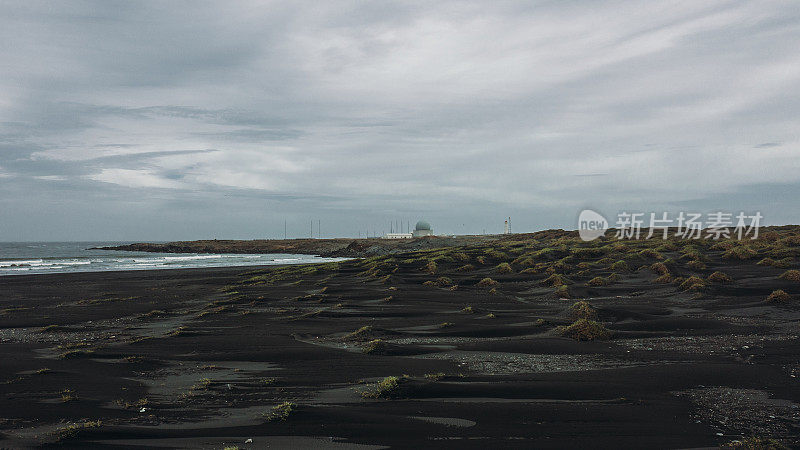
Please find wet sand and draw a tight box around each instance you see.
[1,232,799,448]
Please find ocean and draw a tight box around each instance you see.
[0,242,347,276]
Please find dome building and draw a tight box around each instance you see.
[412,220,434,237]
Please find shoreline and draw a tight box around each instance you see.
[0,263,298,280]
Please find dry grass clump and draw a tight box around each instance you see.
[423,276,453,287]
[59,349,95,359]
[723,246,758,260]
[264,401,297,421]
[456,264,475,272]
[421,260,438,274]
[638,249,663,259]
[361,376,404,399]
[570,301,597,320]
[757,257,776,266]
[686,259,707,270]
[571,247,606,259]
[779,269,800,282]
[679,276,706,291]
[586,276,610,287]
[362,339,387,354]
[610,260,630,272]
[540,273,568,287]
[513,256,536,267]
[552,260,572,272]
[61,389,78,402]
[757,257,793,268]
[711,240,737,251]
[53,420,101,442]
[554,285,570,298]
[461,305,475,314]
[476,277,498,287]
[650,262,670,276]
[766,289,792,302]
[344,325,374,340]
[496,262,513,274]
[557,319,612,341]
[520,267,537,275]
[654,274,674,283]
[707,271,733,283]
[452,252,470,262]
[436,276,453,286]
[655,241,678,251]
[720,436,788,449]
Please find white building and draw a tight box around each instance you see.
[382,233,413,239]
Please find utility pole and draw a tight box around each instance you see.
[284,219,287,239]
[318,220,321,239]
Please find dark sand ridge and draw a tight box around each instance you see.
[2,227,800,448]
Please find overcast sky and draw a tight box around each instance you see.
[1,1,798,241]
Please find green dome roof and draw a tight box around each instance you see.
[415,220,431,231]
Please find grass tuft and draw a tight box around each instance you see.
[264,401,297,422]
[362,339,387,354]
[541,273,569,287]
[557,319,612,341]
[707,271,733,283]
[723,246,758,260]
[496,262,513,274]
[766,289,792,302]
[679,276,706,291]
[53,420,101,442]
[779,269,800,282]
[570,301,597,320]
[456,264,475,272]
[476,277,498,287]
[61,388,78,402]
[361,376,405,399]
[586,276,610,287]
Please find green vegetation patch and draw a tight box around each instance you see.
[362,339,387,354]
[264,401,297,422]
[361,376,406,399]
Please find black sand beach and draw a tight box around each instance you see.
[2,230,800,448]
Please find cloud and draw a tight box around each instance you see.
[0,0,799,240]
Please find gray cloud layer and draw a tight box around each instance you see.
[1,0,798,240]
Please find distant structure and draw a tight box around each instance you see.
[383,232,412,239]
[504,217,511,234]
[412,220,434,237]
